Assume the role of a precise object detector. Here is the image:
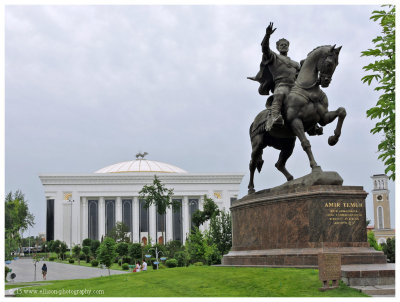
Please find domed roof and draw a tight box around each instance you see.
[95,159,187,174]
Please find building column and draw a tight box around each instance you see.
[133,197,139,243]
[81,197,88,243]
[99,197,105,241]
[166,202,173,243]
[149,203,156,245]
[71,192,80,247]
[182,196,189,244]
[116,197,122,223]
[199,195,205,233]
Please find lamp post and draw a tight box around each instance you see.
[67,197,75,256]
[149,246,163,270]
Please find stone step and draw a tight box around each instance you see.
[351,285,395,296]
[341,263,395,287]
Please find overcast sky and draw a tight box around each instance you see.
[5,5,395,236]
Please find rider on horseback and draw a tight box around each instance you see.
[248,22,300,131]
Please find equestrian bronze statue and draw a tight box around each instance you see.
[247,23,345,194]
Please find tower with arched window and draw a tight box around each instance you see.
[371,174,395,244]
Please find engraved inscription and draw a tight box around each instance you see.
[324,201,364,225]
[318,253,341,282]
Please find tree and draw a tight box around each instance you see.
[97,237,117,275]
[90,240,101,258]
[82,246,91,263]
[72,245,82,265]
[207,211,232,257]
[361,5,395,180]
[108,222,130,243]
[82,238,92,247]
[116,242,129,263]
[60,242,68,260]
[5,190,35,259]
[128,243,143,264]
[367,230,382,251]
[381,237,395,263]
[191,195,220,229]
[139,175,176,244]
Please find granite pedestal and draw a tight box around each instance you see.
[222,184,386,267]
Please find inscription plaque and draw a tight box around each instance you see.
[324,201,364,226]
[318,253,341,291]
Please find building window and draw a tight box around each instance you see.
[122,199,132,234]
[46,199,54,241]
[88,200,98,240]
[189,199,199,231]
[157,206,166,233]
[172,199,182,242]
[140,199,149,233]
[377,206,384,229]
[105,200,115,236]
[230,197,237,207]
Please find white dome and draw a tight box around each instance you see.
[95,159,187,174]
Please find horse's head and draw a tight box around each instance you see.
[317,45,341,88]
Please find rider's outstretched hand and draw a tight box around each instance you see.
[266,22,276,36]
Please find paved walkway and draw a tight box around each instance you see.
[6,258,127,283]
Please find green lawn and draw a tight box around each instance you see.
[9,266,368,297]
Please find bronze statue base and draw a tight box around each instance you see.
[223,184,386,267]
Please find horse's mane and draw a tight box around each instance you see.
[307,45,331,57]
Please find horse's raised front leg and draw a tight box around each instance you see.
[328,107,346,146]
[290,118,319,170]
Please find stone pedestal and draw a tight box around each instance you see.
[222,184,387,267]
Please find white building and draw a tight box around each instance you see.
[39,158,244,247]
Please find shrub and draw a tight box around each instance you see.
[165,240,184,258]
[186,228,206,264]
[194,262,203,266]
[122,256,131,264]
[79,253,86,260]
[367,231,382,251]
[91,260,99,267]
[49,256,56,261]
[174,251,189,267]
[5,266,10,279]
[118,259,122,266]
[381,237,395,263]
[165,259,178,268]
[68,258,75,264]
[122,263,129,270]
[205,243,222,265]
[158,264,166,269]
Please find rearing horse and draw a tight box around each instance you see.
[248,45,346,194]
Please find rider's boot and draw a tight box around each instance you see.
[270,97,284,127]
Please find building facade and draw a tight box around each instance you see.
[40,158,244,247]
[371,174,395,244]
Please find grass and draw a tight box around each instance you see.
[9,266,368,297]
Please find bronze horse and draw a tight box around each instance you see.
[248,45,345,194]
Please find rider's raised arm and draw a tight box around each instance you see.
[261,22,275,58]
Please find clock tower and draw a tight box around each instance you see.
[371,174,395,243]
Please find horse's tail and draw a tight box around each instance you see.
[250,121,269,140]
